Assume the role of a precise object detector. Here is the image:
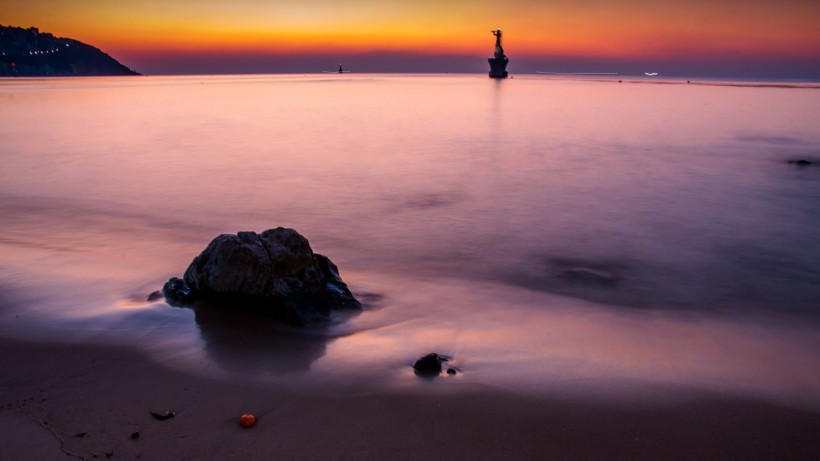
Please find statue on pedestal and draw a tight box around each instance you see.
[488,28,509,78]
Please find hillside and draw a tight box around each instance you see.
[0,25,139,76]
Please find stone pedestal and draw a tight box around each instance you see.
[488,57,509,79]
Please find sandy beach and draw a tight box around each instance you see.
[2,337,819,461]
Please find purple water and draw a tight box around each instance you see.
[1,74,819,407]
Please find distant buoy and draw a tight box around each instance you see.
[240,414,256,428]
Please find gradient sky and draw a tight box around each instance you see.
[2,0,819,77]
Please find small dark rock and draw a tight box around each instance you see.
[162,278,192,304]
[73,432,88,438]
[446,368,457,376]
[149,411,175,421]
[130,432,140,439]
[105,452,113,459]
[413,353,447,376]
[788,159,812,166]
[147,291,164,302]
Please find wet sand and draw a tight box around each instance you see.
[2,337,819,460]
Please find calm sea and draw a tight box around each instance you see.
[1,74,819,406]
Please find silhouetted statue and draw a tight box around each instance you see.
[492,29,505,59]
[488,28,509,78]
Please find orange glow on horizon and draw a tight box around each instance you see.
[3,0,819,63]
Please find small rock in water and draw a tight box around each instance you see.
[130,431,140,439]
[413,353,447,376]
[162,277,192,303]
[788,159,812,166]
[146,291,164,302]
[446,368,457,376]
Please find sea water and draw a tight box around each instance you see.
[1,74,819,407]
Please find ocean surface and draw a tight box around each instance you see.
[1,74,819,407]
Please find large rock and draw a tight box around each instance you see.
[164,228,360,325]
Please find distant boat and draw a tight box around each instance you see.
[645,72,658,76]
[323,64,351,74]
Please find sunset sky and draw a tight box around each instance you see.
[2,0,819,76]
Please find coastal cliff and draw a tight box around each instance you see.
[0,25,139,76]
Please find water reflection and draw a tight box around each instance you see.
[192,306,336,374]
[164,286,382,375]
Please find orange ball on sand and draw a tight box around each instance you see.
[240,414,256,428]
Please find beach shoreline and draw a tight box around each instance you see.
[2,336,819,460]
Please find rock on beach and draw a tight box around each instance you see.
[413,353,447,376]
[163,227,361,326]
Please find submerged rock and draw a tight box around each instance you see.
[788,159,813,166]
[558,267,618,285]
[413,353,448,376]
[163,227,361,325]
